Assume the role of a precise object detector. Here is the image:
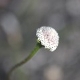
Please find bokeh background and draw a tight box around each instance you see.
[0,0,80,80]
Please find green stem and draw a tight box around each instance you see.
[7,43,42,80]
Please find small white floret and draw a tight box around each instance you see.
[36,26,59,52]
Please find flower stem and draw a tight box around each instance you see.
[7,43,42,80]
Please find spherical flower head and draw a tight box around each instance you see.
[36,26,59,52]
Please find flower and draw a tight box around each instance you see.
[36,26,59,52]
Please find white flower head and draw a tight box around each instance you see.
[36,26,59,52]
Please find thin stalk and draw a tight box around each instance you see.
[7,43,42,80]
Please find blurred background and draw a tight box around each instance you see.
[0,0,80,80]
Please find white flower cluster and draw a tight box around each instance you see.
[36,26,59,52]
